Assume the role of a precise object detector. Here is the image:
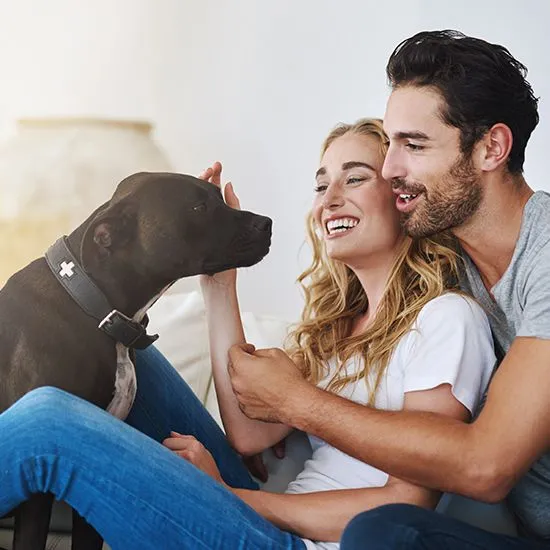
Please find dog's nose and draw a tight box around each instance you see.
[253,216,272,233]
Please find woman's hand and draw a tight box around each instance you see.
[242,439,286,483]
[198,162,241,290]
[163,432,227,486]
[198,161,240,209]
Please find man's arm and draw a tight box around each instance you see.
[232,480,437,542]
[229,338,550,502]
[231,381,469,541]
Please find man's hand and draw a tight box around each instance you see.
[163,432,226,486]
[228,344,309,423]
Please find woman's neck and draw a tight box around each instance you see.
[348,246,403,335]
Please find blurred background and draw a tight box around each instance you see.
[0,0,548,320]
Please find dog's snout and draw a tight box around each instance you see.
[253,216,272,233]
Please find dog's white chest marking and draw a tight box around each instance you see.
[105,286,171,421]
[106,343,137,420]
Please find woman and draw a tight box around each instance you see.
[0,119,495,549]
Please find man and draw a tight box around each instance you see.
[228,30,549,548]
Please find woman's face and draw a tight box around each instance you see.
[313,132,403,268]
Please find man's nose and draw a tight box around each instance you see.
[381,146,406,182]
[322,183,345,209]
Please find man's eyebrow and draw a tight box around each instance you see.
[393,131,431,141]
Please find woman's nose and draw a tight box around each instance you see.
[322,183,345,209]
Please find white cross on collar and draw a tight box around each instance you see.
[59,261,75,278]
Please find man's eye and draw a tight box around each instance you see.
[405,143,424,152]
[346,177,364,185]
[193,203,207,212]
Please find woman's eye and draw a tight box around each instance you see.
[346,177,364,185]
[314,184,328,193]
[193,203,207,213]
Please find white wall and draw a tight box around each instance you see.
[0,0,548,319]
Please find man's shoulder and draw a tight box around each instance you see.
[524,191,550,231]
[509,191,550,273]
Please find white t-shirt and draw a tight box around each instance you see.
[285,293,496,550]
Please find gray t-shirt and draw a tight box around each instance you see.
[461,191,550,540]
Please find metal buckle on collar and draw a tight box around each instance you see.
[98,309,134,329]
[98,310,158,349]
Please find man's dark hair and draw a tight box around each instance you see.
[386,30,539,173]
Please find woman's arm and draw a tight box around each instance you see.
[198,163,292,454]
[201,276,293,454]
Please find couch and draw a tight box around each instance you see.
[0,281,518,549]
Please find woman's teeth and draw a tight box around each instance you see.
[326,217,359,235]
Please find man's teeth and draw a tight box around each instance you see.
[326,217,359,234]
[399,193,418,203]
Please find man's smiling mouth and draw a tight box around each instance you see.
[395,192,424,212]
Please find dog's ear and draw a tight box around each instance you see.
[80,201,137,269]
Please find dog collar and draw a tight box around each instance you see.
[44,237,159,349]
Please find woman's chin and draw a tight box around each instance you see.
[326,246,354,264]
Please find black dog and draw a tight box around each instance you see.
[0,172,272,550]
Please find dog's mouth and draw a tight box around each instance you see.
[203,233,271,274]
[202,246,270,276]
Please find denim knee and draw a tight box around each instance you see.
[10,386,77,423]
[341,504,426,549]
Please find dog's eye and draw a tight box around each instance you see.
[193,203,207,213]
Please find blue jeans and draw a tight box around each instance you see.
[340,504,550,549]
[0,346,306,550]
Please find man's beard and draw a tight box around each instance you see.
[398,155,482,238]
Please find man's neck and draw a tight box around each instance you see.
[454,175,533,291]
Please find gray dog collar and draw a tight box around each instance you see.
[45,237,159,349]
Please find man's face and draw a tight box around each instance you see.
[382,85,483,238]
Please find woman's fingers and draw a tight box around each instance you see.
[198,167,213,181]
[176,450,193,461]
[163,433,200,451]
[210,161,222,187]
[224,182,241,210]
[242,453,268,483]
[198,162,222,187]
[198,163,241,211]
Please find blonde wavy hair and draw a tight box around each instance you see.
[286,118,462,405]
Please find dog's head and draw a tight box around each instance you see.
[79,172,272,284]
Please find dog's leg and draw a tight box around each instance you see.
[72,509,104,550]
[12,493,54,550]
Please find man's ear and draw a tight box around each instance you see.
[80,201,137,269]
[478,123,514,172]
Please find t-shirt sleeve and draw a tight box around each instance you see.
[401,294,496,415]
[518,243,550,339]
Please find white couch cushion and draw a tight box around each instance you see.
[148,290,212,403]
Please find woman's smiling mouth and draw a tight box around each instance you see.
[325,217,360,238]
